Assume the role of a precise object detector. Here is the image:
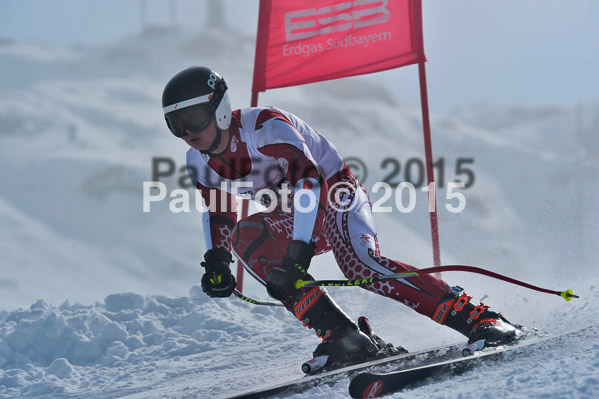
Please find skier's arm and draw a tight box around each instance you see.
[196,181,238,251]
[196,182,237,298]
[255,110,328,300]
[256,112,328,243]
[259,143,327,243]
[260,142,327,301]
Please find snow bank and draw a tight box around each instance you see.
[0,287,297,398]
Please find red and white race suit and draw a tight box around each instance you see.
[187,107,449,325]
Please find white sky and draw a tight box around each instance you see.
[1,0,598,112]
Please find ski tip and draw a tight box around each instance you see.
[559,289,578,301]
[349,373,385,399]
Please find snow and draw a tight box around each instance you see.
[1,24,598,398]
[0,287,597,398]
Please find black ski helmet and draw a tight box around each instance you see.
[162,66,232,139]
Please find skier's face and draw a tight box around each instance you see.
[182,120,219,152]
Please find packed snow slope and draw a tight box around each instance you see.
[0,286,597,398]
[1,26,598,398]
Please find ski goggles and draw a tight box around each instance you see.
[165,103,212,138]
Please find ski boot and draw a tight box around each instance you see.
[301,291,378,372]
[312,323,379,364]
[298,290,403,373]
[304,319,406,374]
[432,286,526,351]
[357,316,408,358]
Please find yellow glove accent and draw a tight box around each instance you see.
[210,274,222,285]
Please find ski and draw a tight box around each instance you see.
[348,326,591,398]
[349,344,508,398]
[226,341,467,399]
[228,326,591,399]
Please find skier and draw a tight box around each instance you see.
[161,66,523,366]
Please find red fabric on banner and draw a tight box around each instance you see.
[252,0,425,92]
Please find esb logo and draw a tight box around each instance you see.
[285,0,391,42]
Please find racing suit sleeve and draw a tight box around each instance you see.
[255,111,328,243]
[196,181,238,251]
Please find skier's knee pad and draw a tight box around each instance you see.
[230,217,271,260]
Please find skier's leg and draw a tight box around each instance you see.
[231,209,378,356]
[325,174,450,317]
[230,209,329,311]
[326,171,523,343]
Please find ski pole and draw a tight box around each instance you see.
[295,264,579,302]
[233,289,284,307]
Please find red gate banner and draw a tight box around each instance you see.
[252,0,425,92]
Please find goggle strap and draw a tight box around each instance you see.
[163,93,212,114]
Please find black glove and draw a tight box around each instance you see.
[201,248,236,298]
[267,240,315,301]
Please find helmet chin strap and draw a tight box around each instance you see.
[199,128,225,156]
